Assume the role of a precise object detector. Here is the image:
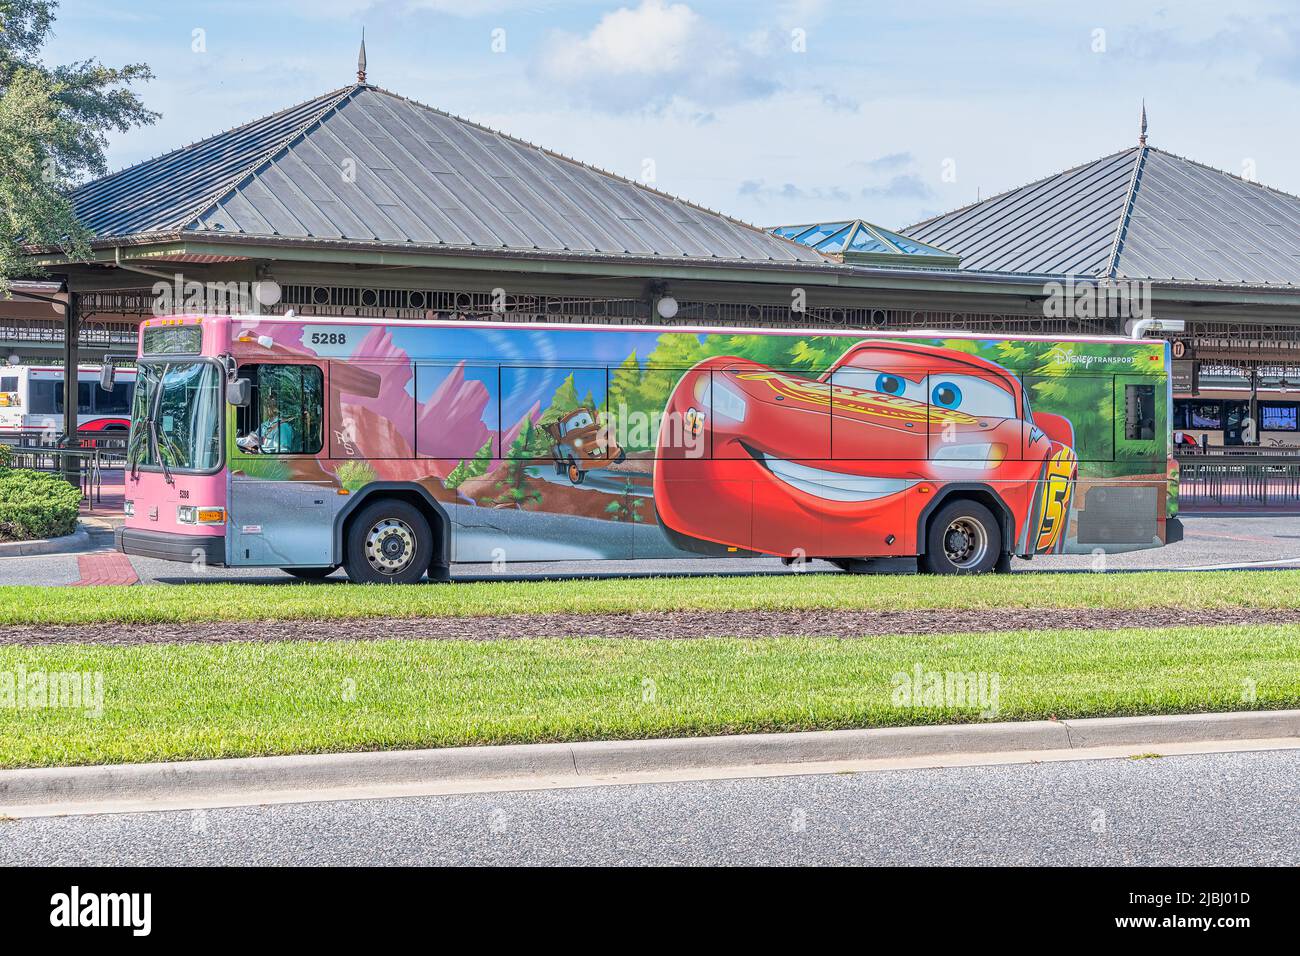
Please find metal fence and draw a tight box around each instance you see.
[1177,455,1300,508]
[2,431,128,506]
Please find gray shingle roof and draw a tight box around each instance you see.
[70,88,353,240]
[70,85,826,266]
[904,146,1300,286]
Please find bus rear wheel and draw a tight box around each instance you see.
[343,499,435,584]
[921,500,1001,575]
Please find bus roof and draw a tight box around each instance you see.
[188,313,1156,348]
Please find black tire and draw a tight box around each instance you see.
[567,458,585,485]
[282,566,338,580]
[343,498,435,584]
[921,500,1002,575]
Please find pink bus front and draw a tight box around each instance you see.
[117,317,229,568]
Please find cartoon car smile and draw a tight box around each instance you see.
[652,340,1078,566]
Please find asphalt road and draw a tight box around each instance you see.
[2,749,1294,865]
[2,513,1299,585]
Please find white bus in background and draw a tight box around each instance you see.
[0,365,136,436]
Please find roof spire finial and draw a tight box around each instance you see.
[1139,99,1147,146]
[357,28,367,85]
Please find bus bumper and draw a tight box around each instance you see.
[116,527,226,566]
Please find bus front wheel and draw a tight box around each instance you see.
[343,499,435,584]
[921,500,1001,575]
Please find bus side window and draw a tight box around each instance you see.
[29,379,60,415]
[95,380,134,415]
[1124,384,1157,441]
[236,364,324,455]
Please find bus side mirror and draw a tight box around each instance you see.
[99,358,116,392]
[227,378,251,407]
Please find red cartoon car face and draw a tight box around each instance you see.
[652,341,1077,560]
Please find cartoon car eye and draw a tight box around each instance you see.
[829,367,926,402]
[927,375,1016,419]
[931,381,962,408]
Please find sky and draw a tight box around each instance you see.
[41,0,1300,233]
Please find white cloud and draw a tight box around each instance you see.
[533,0,777,112]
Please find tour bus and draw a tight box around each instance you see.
[0,365,136,436]
[116,313,1179,581]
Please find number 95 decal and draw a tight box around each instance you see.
[1034,446,1076,553]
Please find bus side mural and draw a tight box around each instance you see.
[652,342,1078,559]
[196,318,1169,576]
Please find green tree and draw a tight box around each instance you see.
[493,422,542,508]
[539,373,583,425]
[444,437,494,490]
[0,0,157,290]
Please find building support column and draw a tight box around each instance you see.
[61,291,80,485]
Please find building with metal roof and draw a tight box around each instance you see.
[904,142,1300,287]
[14,59,1300,462]
[19,54,1140,370]
[769,220,960,269]
[67,83,828,268]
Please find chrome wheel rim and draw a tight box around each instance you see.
[943,517,988,569]
[365,518,416,574]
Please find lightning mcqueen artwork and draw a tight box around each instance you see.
[653,340,1078,574]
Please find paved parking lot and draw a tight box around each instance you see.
[2,514,1300,586]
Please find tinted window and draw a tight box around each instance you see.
[29,380,60,414]
[1124,384,1156,441]
[94,380,134,415]
[236,364,324,455]
[0,376,16,392]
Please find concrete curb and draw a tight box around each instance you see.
[0,526,90,557]
[1,709,1296,811]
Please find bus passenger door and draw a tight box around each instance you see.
[228,362,336,567]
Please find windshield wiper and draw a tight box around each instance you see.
[135,373,173,486]
[149,417,174,486]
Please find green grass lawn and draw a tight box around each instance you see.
[4,570,1300,624]
[1,625,1296,767]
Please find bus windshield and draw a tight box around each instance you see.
[128,361,222,471]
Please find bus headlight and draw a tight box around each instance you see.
[179,505,225,525]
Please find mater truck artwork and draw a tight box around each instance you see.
[544,405,626,484]
[117,315,1177,582]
